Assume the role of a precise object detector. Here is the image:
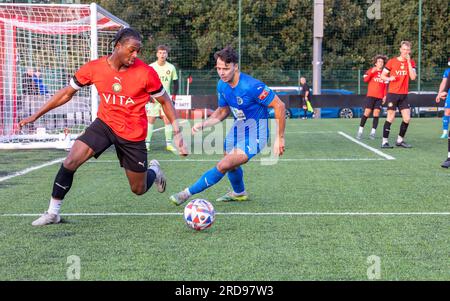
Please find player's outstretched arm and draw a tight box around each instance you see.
[154,91,188,156]
[268,95,286,156]
[192,106,230,134]
[19,85,78,128]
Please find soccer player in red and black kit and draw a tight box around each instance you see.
[380,41,417,148]
[356,55,388,140]
[19,28,187,226]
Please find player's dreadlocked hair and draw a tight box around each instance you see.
[214,46,239,64]
[111,27,142,48]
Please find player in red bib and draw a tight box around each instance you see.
[356,55,388,140]
[19,28,187,226]
[380,41,417,148]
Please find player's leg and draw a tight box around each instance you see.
[170,150,249,206]
[32,128,102,226]
[370,108,381,139]
[357,106,372,139]
[302,103,308,119]
[381,95,396,148]
[441,97,450,138]
[116,137,166,195]
[369,98,382,139]
[161,113,176,153]
[146,102,160,150]
[395,96,412,148]
[440,107,450,168]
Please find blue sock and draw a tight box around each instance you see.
[227,166,245,193]
[188,167,225,195]
[443,116,449,131]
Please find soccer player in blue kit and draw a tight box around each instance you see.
[437,59,450,139]
[170,46,286,205]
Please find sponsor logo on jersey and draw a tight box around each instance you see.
[395,70,407,76]
[258,86,271,100]
[102,93,135,106]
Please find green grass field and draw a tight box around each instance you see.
[0,118,449,280]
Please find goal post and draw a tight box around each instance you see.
[0,3,129,149]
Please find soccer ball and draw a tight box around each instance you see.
[184,199,215,231]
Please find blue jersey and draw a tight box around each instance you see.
[443,68,450,91]
[217,72,276,158]
[443,69,450,108]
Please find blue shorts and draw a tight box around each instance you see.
[224,128,268,160]
[445,93,450,109]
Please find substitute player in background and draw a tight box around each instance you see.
[436,58,450,139]
[299,77,312,119]
[356,55,388,140]
[380,41,416,148]
[19,28,187,226]
[170,46,286,205]
[146,45,179,152]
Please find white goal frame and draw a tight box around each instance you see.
[0,3,128,149]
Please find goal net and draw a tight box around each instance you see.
[0,3,128,149]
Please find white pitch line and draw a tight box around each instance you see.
[1,212,450,217]
[90,158,385,163]
[0,158,65,183]
[285,131,336,134]
[338,131,395,160]
[0,123,186,183]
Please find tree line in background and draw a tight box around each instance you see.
[92,0,448,79]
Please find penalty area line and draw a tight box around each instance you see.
[338,131,395,160]
[0,158,65,183]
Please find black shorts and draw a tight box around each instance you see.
[386,93,410,111]
[76,118,148,172]
[364,96,383,110]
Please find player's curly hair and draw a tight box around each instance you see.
[111,27,142,48]
[372,54,388,65]
[214,46,238,64]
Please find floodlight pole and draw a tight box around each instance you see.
[313,0,324,117]
[238,0,242,68]
[418,0,422,93]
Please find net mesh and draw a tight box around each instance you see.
[0,4,127,149]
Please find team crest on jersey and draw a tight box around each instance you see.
[237,97,243,105]
[400,64,405,70]
[112,83,122,93]
[388,102,393,107]
[166,70,171,75]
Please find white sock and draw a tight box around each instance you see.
[448,152,450,159]
[184,188,192,197]
[48,198,62,215]
[443,130,447,135]
[397,136,403,144]
[358,126,364,134]
[371,128,376,135]
[382,138,389,144]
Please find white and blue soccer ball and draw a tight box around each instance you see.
[184,199,215,231]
